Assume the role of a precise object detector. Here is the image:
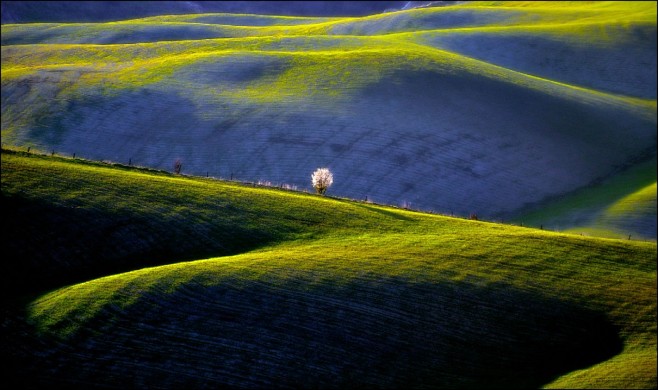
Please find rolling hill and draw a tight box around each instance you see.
[0,1,411,23]
[2,1,656,240]
[513,155,657,240]
[2,149,656,388]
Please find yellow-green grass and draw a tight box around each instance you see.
[516,156,657,241]
[3,149,655,388]
[606,182,657,217]
[2,148,393,292]
[2,1,654,130]
[401,15,656,99]
[138,13,341,26]
[3,2,654,44]
[3,0,654,109]
[1,1,655,244]
[564,182,657,240]
[3,1,654,61]
[2,35,653,113]
[3,2,654,105]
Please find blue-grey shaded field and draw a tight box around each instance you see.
[2,2,655,239]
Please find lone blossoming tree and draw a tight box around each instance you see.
[311,167,333,195]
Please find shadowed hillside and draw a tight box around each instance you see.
[513,156,657,240]
[0,1,411,23]
[2,4,656,388]
[2,150,655,388]
[1,1,656,239]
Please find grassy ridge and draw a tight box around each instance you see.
[3,2,654,44]
[1,1,655,239]
[3,149,655,388]
[516,156,657,240]
[3,2,655,107]
[2,148,396,293]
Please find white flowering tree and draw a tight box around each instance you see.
[311,168,333,195]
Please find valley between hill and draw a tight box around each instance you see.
[2,149,655,388]
[2,2,656,387]
[2,1,656,239]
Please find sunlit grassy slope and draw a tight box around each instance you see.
[515,156,657,241]
[2,149,656,388]
[1,1,656,239]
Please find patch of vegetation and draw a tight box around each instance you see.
[2,1,654,241]
[2,149,655,388]
[1,3,656,385]
[515,156,657,240]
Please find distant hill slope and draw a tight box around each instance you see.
[513,156,657,240]
[0,1,411,23]
[1,1,656,238]
[2,150,656,389]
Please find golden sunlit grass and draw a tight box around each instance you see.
[518,156,657,241]
[3,149,656,388]
[2,2,656,387]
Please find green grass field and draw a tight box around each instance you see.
[2,1,656,238]
[2,149,655,388]
[2,2,656,387]
[514,156,657,241]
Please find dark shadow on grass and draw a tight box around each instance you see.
[11,276,623,389]
[354,202,414,221]
[0,192,281,298]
